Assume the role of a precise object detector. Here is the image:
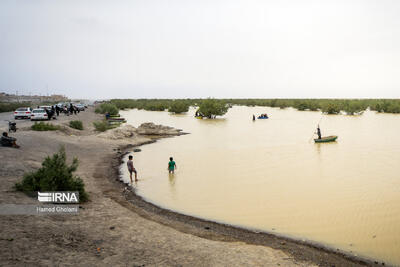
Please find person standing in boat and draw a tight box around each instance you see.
[252,114,255,121]
[316,125,322,139]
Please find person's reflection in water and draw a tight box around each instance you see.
[315,143,321,155]
[168,172,177,198]
[168,173,176,186]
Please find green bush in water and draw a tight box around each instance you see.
[69,120,83,130]
[321,102,340,114]
[373,100,400,114]
[343,101,364,115]
[198,98,230,118]
[168,100,190,113]
[294,101,309,111]
[31,122,60,131]
[15,146,88,202]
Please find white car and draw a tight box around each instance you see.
[39,105,52,110]
[14,107,32,119]
[30,109,49,121]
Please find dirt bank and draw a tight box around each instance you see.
[0,108,383,266]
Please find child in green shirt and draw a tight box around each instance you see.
[168,157,177,174]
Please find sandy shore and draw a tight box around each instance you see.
[0,108,381,266]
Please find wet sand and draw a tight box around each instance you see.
[0,108,383,266]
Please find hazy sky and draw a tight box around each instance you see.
[1,0,399,99]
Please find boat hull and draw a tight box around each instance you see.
[314,135,338,143]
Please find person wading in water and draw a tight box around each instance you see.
[127,155,137,183]
[168,157,177,174]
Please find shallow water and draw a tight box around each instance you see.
[120,106,400,265]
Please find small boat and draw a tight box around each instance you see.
[108,120,126,125]
[195,116,203,119]
[109,114,121,117]
[257,116,269,119]
[314,135,338,143]
[107,117,125,121]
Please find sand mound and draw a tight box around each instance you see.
[96,123,184,140]
[136,122,183,135]
[97,124,137,140]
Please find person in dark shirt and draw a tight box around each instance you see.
[44,108,51,120]
[51,106,55,117]
[1,132,19,148]
[317,125,322,139]
[69,103,74,115]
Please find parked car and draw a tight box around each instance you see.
[39,105,52,110]
[30,109,48,121]
[14,107,32,119]
[75,104,85,111]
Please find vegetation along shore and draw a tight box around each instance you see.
[106,98,400,115]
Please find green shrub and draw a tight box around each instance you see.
[321,103,340,114]
[15,146,88,202]
[31,122,60,131]
[198,98,230,118]
[294,101,309,111]
[343,101,364,115]
[143,101,169,111]
[386,103,400,113]
[168,100,190,113]
[69,120,83,130]
[95,103,119,115]
[373,100,400,113]
[93,120,119,132]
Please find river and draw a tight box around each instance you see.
[120,106,400,265]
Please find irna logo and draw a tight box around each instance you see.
[38,192,79,203]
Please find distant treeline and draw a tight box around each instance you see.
[227,99,400,114]
[0,101,61,113]
[107,99,400,115]
[109,99,197,113]
[0,102,33,113]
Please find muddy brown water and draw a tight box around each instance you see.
[120,106,400,266]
